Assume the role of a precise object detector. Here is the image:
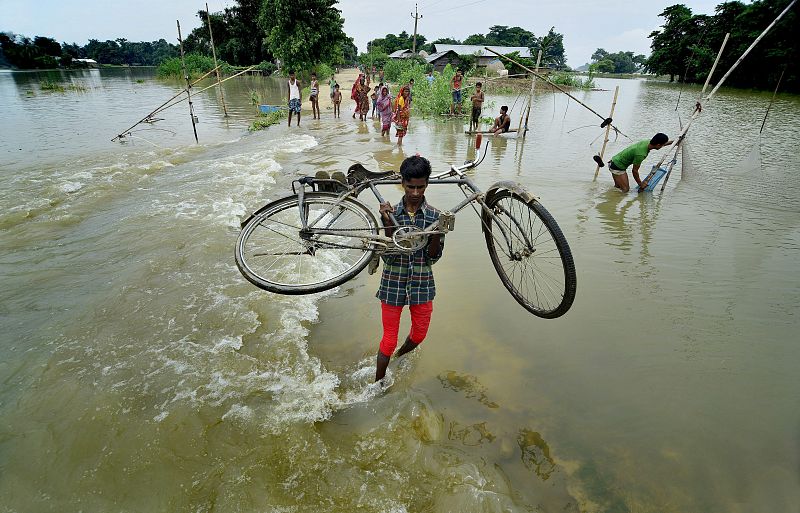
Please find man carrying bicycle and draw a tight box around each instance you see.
[374,156,444,382]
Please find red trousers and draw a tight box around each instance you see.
[379,301,433,357]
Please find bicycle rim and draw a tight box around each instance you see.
[483,193,576,318]
[236,193,378,294]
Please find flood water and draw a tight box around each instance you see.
[1,67,798,512]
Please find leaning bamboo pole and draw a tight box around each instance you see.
[177,20,199,143]
[485,47,631,140]
[594,85,619,179]
[206,2,228,117]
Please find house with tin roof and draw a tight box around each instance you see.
[431,45,532,67]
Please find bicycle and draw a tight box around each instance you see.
[235,135,577,319]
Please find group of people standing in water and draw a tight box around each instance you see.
[350,71,412,144]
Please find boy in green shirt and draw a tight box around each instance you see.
[607,133,672,192]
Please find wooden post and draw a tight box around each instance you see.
[177,20,199,143]
[206,3,228,117]
[519,49,542,137]
[594,85,619,179]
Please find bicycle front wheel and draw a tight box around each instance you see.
[483,192,576,318]
[236,192,379,295]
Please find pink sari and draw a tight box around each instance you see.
[377,87,393,130]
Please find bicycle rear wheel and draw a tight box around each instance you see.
[483,191,576,318]
[236,192,379,294]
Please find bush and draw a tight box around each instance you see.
[157,53,233,79]
[39,80,65,92]
[256,60,277,75]
[550,71,595,89]
[249,110,284,131]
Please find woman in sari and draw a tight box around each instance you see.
[393,85,411,144]
[355,75,371,121]
[351,73,363,119]
[376,86,393,137]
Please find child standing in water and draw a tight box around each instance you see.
[371,85,379,119]
[332,84,342,118]
[309,72,320,120]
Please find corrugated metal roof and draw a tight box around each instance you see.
[425,50,458,63]
[432,44,532,58]
[388,49,412,58]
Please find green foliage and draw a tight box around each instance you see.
[256,60,277,74]
[383,62,467,117]
[590,49,645,74]
[183,2,273,66]
[39,80,65,92]
[314,62,336,80]
[249,109,284,131]
[367,31,426,55]
[646,0,798,90]
[502,52,538,76]
[549,71,595,89]
[358,49,389,71]
[485,25,537,47]
[260,0,348,72]
[156,53,234,79]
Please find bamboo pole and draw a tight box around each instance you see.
[177,20,199,143]
[206,3,228,117]
[111,66,220,141]
[485,47,630,140]
[594,85,619,179]
[518,49,542,136]
[699,32,729,100]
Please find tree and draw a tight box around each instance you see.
[646,4,696,81]
[367,32,427,55]
[463,34,487,45]
[260,0,347,71]
[591,48,609,61]
[485,25,537,47]
[537,27,566,68]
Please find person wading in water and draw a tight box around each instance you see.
[374,156,444,382]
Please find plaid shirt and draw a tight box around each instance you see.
[376,198,444,306]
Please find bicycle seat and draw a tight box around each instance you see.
[346,163,397,185]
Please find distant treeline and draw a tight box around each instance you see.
[646,0,798,91]
[0,33,179,68]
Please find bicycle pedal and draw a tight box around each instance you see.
[439,211,455,233]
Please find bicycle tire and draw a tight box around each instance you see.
[236,192,379,295]
[483,191,576,318]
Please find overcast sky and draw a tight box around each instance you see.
[1,0,722,66]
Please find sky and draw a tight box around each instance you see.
[1,0,723,66]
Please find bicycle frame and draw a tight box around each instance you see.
[292,139,532,255]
